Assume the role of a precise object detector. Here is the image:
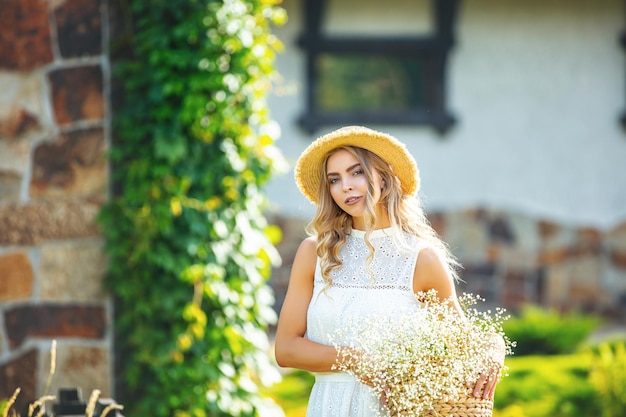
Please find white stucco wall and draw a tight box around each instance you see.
[266,0,626,230]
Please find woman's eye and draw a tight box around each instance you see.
[329,178,339,184]
[354,169,363,175]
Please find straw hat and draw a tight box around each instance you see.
[294,126,420,204]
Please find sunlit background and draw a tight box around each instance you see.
[0,0,625,416]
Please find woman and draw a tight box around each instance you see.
[274,126,503,416]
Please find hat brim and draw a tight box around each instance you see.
[294,126,420,204]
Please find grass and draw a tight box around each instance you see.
[0,341,123,417]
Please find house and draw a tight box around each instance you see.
[266,0,626,317]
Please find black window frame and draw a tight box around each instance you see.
[297,0,461,135]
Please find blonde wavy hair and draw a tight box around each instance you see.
[305,146,460,290]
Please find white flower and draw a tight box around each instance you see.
[330,290,515,417]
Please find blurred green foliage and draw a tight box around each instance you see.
[495,354,599,417]
[99,1,287,416]
[587,340,626,417]
[502,305,600,356]
[262,370,313,417]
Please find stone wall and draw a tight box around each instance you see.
[0,0,112,413]
[435,210,626,316]
[270,210,626,320]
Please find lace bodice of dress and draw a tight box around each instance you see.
[306,228,426,347]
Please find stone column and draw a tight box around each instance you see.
[0,0,112,413]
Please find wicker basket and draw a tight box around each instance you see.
[423,393,493,417]
[388,388,493,417]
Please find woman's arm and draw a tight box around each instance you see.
[274,237,341,372]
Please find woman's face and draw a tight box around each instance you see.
[325,149,385,229]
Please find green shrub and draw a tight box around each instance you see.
[587,340,626,417]
[495,354,600,417]
[100,0,287,416]
[502,305,600,355]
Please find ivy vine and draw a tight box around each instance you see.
[100,1,287,416]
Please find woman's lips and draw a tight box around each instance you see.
[344,196,362,206]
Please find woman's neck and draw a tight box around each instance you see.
[351,212,391,231]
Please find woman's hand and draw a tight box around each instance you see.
[470,333,506,399]
[471,363,502,399]
[336,347,374,385]
[336,346,392,408]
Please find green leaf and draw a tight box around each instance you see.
[155,134,188,163]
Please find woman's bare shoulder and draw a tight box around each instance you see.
[413,246,454,294]
[415,246,443,267]
[299,235,317,250]
[292,236,318,275]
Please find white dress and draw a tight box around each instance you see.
[305,228,426,417]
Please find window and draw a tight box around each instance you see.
[298,0,460,134]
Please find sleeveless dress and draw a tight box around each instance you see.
[305,227,427,417]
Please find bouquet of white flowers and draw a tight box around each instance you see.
[331,290,515,417]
